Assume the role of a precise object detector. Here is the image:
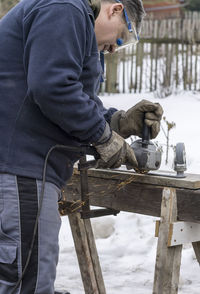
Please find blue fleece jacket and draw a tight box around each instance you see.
[0,0,117,188]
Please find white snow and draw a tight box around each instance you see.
[55,91,200,294]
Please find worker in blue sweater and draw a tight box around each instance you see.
[0,0,163,293]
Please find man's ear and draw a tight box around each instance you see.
[108,3,124,18]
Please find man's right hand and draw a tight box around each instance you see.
[93,131,138,169]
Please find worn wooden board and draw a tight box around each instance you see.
[156,221,200,246]
[63,168,200,222]
[168,222,200,246]
[80,168,200,190]
[68,213,106,294]
[153,188,182,294]
[192,242,200,265]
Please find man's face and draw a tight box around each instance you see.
[95,2,128,53]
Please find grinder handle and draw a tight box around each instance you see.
[142,119,151,148]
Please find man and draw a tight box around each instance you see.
[0,0,163,293]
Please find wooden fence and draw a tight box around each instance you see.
[142,11,200,43]
[101,12,200,96]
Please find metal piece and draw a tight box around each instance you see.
[79,156,90,213]
[173,142,187,178]
[79,155,120,219]
[148,171,186,179]
[78,159,97,170]
[58,144,100,159]
[58,146,119,218]
[81,209,120,219]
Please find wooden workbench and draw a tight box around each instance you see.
[64,168,200,222]
[60,168,200,294]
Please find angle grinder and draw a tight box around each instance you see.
[129,121,187,178]
[130,123,162,173]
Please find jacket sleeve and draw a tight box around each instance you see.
[103,107,118,124]
[23,3,107,143]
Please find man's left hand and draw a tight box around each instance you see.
[110,99,163,139]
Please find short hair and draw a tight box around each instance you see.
[101,0,145,34]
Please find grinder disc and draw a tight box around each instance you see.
[175,143,186,165]
[174,142,187,175]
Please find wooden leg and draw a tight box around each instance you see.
[153,188,182,294]
[68,213,106,294]
[192,241,200,265]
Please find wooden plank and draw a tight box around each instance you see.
[105,54,118,94]
[84,218,106,294]
[153,188,182,294]
[155,220,160,237]
[73,168,200,190]
[168,222,200,246]
[65,174,164,217]
[68,213,106,294]
[64,169,200,222]
[68,213,99,293]
[192,242,200,266]
[155,221,200,246]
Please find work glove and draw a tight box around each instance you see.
[110,99,163,139]
[94,131,138,169]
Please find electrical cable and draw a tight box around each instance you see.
[11,144,73,294]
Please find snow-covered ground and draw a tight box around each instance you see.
[55,91,200,294]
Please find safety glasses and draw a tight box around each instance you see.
[115,0,139,49]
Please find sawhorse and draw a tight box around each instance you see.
[154,187,200,294]
[61,168,200,293]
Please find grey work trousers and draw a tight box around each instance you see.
[0,173,62,294]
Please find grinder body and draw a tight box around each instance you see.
[130,123,162,173]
